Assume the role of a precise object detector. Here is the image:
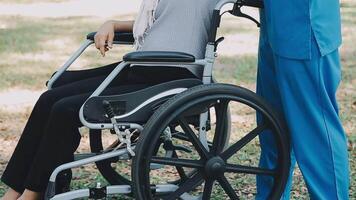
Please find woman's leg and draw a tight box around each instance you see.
[1,75,109,193]
[1,65,130,194]
[17,190,41,200]
[51,62,120,88]
[1,188,21,200]
[2,65,196,195]
[21,83,148,192]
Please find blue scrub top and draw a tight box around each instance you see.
[261,0,342,59]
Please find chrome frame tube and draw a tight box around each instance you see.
[50,189,90,200]
[202,44,216,84]
[199,112,209,150]
[47,40,93,90]
[215,0,237,10]
[88,62,128,98]
[46,39,134,90]
[49,147,133,182]
[114,88,188,120]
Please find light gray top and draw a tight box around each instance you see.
[139,0,219,77]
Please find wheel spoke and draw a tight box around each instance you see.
[162,172,204,200]
[212,100,229,154]
[172,131,190,142]
[172,151,188,182]
[220,124,266,160]
[178,118,210,159]
[226,164,276,176]
[217,176,239,200]
[151,156,204,169]
[202,179,214,200]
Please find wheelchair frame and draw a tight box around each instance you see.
[45,27,216,200]
[46,38,215,200]
[43,0,288,199]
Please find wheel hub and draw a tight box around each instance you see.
[204,156,226,177]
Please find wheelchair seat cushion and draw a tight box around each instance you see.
[123,51,195,63]
[83,78,202,124]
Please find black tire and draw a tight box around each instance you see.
[132,83,290,200]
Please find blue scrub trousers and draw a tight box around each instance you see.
[255,34,349,199]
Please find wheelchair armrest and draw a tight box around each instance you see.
[86,32,134,44]
[123,51,195,63]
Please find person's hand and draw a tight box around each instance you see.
[94,21,115,57]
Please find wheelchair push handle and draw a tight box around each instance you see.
[229,0,264,27]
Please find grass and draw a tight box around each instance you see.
[215,55,257,85]
[0,15,133,90]
[0,0,355,199]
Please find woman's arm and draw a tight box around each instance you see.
[94,20,134,57]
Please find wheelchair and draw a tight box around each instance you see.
[44,0,290,199]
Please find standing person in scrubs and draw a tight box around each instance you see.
[256,0,350,199]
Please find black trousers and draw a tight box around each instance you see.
[1,62,196,193]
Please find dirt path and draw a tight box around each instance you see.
[0,0,141,18]
[0,89,42,107]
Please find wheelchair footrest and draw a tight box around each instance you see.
[89,187,108,199]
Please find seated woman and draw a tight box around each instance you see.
[1,0,218,199]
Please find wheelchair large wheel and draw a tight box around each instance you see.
[89,97,231,187]
[132,84,290,199]
[89,109,231,187]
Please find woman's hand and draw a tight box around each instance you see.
[94,20,134,57]
[94,20,115,57]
